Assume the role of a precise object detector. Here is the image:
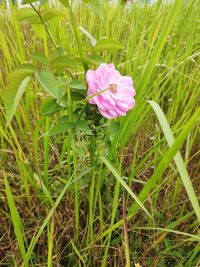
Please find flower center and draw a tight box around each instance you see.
[109,83,118,94]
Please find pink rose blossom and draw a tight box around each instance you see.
[86,63,136,119]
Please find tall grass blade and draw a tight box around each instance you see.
[98,107,200,240]
[148,100,200,222]
[100,156,151,218]
[123,192,130,267]
[4,176,28,266]
[26,176,73,262]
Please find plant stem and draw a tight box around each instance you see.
[66,0,89,72]
[30,4,58,49]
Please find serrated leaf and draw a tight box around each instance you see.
[4,68,34,124]
[47,122,74,136]
[40,98,63,116]
[35,69,60,99]
[16,8,39,24]
[88,54,106,65]
[69,80,86,90]
[58,115,69,124]
[94,38,123,51]
[42,9,65,21]
[18,63,36,72]
[31,52,49,65]
[17,8,64,24]
[51,56,78,69]
[75,120,93,135]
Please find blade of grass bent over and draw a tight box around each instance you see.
[71,241,87,267]
[100,156,152,218]
[148,100,200,222]
[98,106,200,240]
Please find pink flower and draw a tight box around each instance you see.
[86,63,136,119]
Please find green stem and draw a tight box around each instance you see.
[30,4,58,49]
[66,0,89,72]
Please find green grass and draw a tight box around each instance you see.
[0,0,200,266]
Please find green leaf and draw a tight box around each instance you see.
[35,69,60,99]
[17,8,65,24]
[4,68,34,124]
[47,122,74,136]
[148,100,200,222]
[75,120,93,135]
[51,56,78,69]
[4,176,28,266]
[87,54,106,65]
[109,121,120,140]
[69,80,86,90]
[60,91,85,103]
[18,63,36,72]
[16,8,39,24]
[42,9,65,21]
[58,115,69,124]
[39,0,48,4]
[31,51,49,65]
[71,92,86,101]
[22,0,38,4]
[54,47,65,57]
[94,38,123,51]
[40,98,63,116]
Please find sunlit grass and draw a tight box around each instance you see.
[0,0,200,266]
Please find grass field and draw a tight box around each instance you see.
[0,0,200,266]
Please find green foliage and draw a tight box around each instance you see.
[75,120,93,135]
[69,80,86,90]
[94,38,123,51]
[0,0,200,266]
[47,122,74,136]
[35,69,63,99]
[40,98,63,116]
[51,56,78,69]
[21,0,37,4]
[4,176,28,266]
[148,100,200,222]
[31,51,49,65]
[3,67,34,124]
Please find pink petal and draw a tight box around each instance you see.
[98,108,114,119]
